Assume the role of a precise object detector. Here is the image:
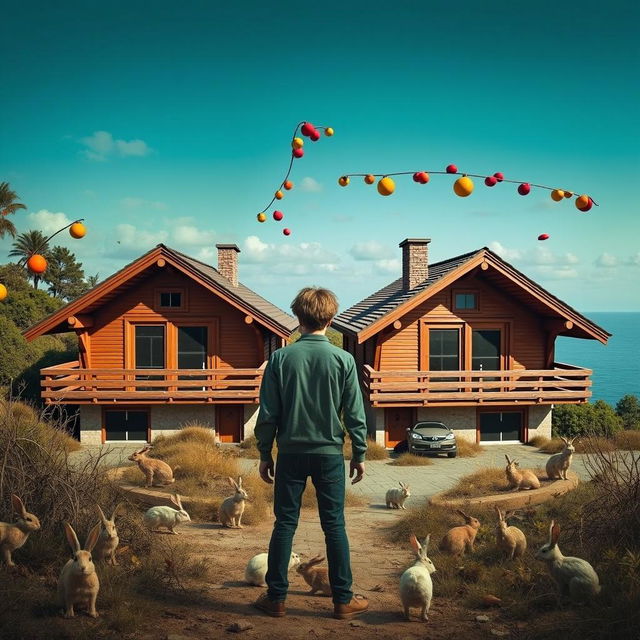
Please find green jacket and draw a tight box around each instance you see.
[254,334,368,463]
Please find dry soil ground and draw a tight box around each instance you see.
[130,506,519,640]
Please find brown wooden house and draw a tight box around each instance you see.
[333,238,610,448]
[24,244,297,444]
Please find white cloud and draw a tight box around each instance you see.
[489,240,579,267]
[595,253,618,268]
[241,235,340,268]
[173,224,216,246]
[373,258,401,275]
[299,177,323,192]
[120,197,167,210]
[115,223,168,248]
[532,265,579,280]
[626,253,640,267]
[349,241,393,261]
[488,241,522,262]
[27,209,73,235]
[80,131,151,161]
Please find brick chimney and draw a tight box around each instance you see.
[216,244,240,286]
[400,238,431,291]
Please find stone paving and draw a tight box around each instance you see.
[76,442,590,506]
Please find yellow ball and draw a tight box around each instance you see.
[338,176,350,187]
[69,222,86,239]
[257,212,267,223]
[377,176,395,196]
[0,283,7,301]
[453,176,474,197]
[325,127,334,136]
[364,174,375,184]
[551,189,565,202]
[292,137,304,149]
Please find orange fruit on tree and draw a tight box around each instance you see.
[27,254,47,274]
[377,176,395,196]
[69,222,86,238]
[453,176,474,197]
[551,189,565,202]
[0,283,7,301]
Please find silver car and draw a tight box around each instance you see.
[406,421,457,458]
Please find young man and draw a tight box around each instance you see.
[253,287,369,620]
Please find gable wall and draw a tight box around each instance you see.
[377,272,546,370]
[88,267,260,369]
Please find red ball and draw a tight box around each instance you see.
[484,176,498,187]
[283,228,291,236]
[273,210,284,221]
[538,233,550,241]
[518,183,531,196]
[309,130,320,142]
[300,122,315,137]
[446,164,458,174]
[412,172,422,183]
[493,172,504,182]
[416,171,429,184]
[292,148,304,158]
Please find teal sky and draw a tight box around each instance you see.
[1,0,639,313]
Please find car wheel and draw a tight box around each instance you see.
[447,452,457,458]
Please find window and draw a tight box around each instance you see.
[455,292,477,310]
[429,329,460,371]
[160,292,182,308]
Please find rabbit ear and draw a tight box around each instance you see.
[64,522,81,552]
[11,494,27,518]
[175,494,183,509]
[84,522,102,552]
[237,477,243,488]
[409,533,421,554]
[456,509,469,520]
[227,477,238,489]
[96,504,108,525]
[422,534,431,553]
[505,454,512,464]
[551,522,560,546]
[560,437,568,445]
[494,505,502,519]
[310,555,325,565]
[399,481,405,488]
[111,502,124,520]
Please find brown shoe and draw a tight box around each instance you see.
[253,592,286,617]
[333,594,369,620]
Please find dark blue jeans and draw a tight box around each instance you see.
[265,453,353,604]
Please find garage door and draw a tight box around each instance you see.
[479,411,522,443]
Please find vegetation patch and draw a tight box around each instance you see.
[441,466,549,500]
[456,437,485,457]
[389,452,433,466]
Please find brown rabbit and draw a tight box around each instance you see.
[494,506,527,560]
[439,509,481,556]
[505,454,540,491]
[93,503,123,565]
[297,555,332,596]
[127,445,175,487]
[0,494,41,566]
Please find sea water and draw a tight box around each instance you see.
[555,312,640,406]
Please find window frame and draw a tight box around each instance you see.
[154,287,188,313]
[452,289,479,313]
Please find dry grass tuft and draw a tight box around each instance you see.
[538,436,617,454]
[389,453,433,466]
[614,430,640,451]
[527,435,550,449]
[441,467,507,499]
[344,436,389,461]
[456,437,485,457]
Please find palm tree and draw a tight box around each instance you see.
[9,230,50,289]
[0,182,26,239]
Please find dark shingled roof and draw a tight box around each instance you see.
[161,245,298,333]
[333,249,481,335]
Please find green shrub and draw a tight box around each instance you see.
[552,400,622,438]
[616,394,640,430]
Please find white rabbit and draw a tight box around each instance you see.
[505,454,540,491]
[386,482,411,509]
[494,506,527,560]
[143,494,190,534]
[244,551,300,586]
[535,520,601,602]
[399,534,436,622]
[93,503,123,565]
[546,437,576,480]
[0,494,41,566]
[57,521,102,618]
[219,477,248,528]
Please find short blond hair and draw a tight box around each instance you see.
[290,287,339,331]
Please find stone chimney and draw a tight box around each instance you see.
[400,238,431,291]
[216,244,240,286]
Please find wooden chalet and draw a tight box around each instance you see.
[333,238,610,447]
[24,244,297,444]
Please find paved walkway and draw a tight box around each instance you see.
[76,442,590,506]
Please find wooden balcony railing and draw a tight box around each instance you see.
[363,362,592,407]
[41,361,266,404]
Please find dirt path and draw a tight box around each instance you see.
[135,507,515,640]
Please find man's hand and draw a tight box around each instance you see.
[349,460,365,484]
[259,460,274,484]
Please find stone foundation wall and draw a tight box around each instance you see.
[528,405,552,440]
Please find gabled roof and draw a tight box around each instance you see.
[333,247,610,345]
[24,244,297,341]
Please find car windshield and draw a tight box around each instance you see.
[412,422,450,437]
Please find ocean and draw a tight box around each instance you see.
[555,312,640,406]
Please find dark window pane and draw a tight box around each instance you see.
[170,292,181,307]
[160,292,171,306]
[455,293,476,309]
[472,330,500,357]
[135,326,165,369]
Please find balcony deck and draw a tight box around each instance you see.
[41,361,265,404]
[363,362,592,407]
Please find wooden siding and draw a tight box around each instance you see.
[88,268,261,370]
[377,273,546,371]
